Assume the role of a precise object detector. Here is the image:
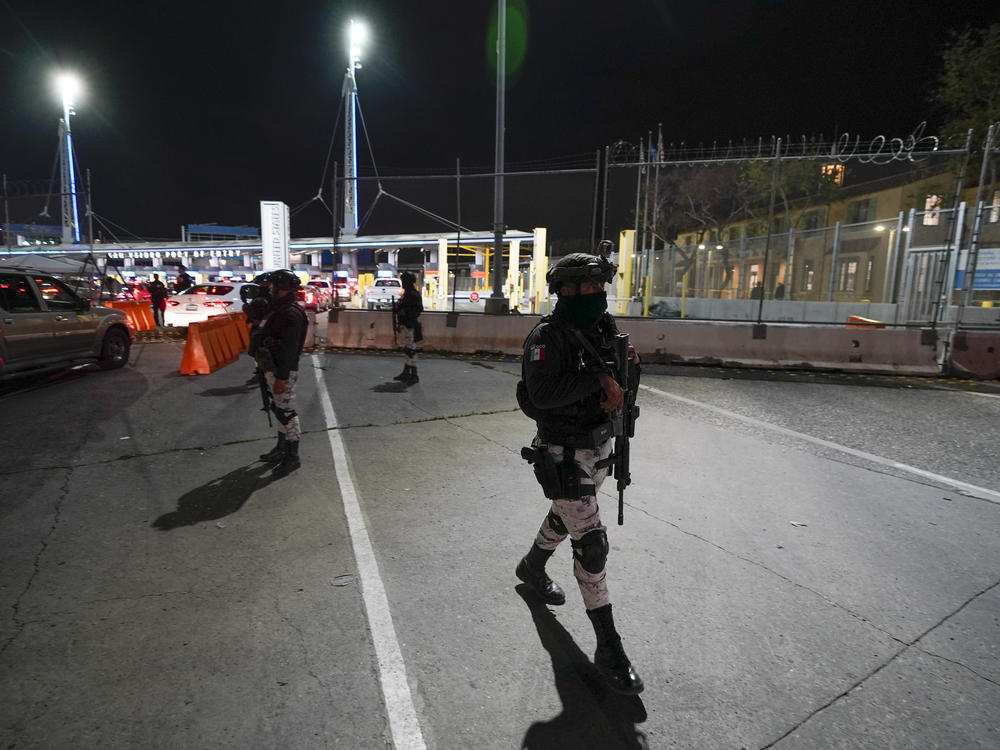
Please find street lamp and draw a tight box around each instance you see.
[53,72,83,244]
[342,19,366,237]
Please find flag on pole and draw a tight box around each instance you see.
[657,123,666,163]
[648,131,657,163]
[639,135,646,174]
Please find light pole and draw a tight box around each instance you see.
[342,19,365,238]
[485,0,509,314]
[55,72,82,244]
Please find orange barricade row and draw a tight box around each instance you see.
[180,314,250,375]
[846,315,885,329]
[104,300,157,331]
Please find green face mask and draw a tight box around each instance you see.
[555,291,608,327]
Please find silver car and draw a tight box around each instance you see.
[0,266,132,377]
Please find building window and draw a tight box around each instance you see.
[846,198,877,224]
[923,194,942,226]
[837,258,859,293]
[990,190,1000,224]
[865,257,875,294]
[748,263,760,288]
[801,261,814,292]
[821,164,845,185]
[727,227,741,242]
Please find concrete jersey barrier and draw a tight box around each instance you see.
[321,309,1000,378]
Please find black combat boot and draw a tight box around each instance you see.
[393,364,410,381]
[587,603,644,695]
[516,544,566,605]
[259,433,286,463]
[272,440,300,478]
[402,366,419,385]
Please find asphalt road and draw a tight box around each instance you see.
[1,340,998,749]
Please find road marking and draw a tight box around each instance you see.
[312,355,426,750]
[640,383,1000,504]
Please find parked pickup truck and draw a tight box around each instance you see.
[363,277,403,310]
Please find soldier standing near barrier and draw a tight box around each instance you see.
[515,251,644,695]
[147,274,168,327]
[256,270,307,478]
[392,271,423,385]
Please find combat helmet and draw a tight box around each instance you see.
[267,269,301,290]
[546,249,617,294]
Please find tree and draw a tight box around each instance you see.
[935,23,1000,192]
[647,165,749,293]
[740,157,842,231]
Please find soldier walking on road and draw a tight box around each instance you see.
[515,251,644,695]
[392,271,423,385]
[256,270,308,478]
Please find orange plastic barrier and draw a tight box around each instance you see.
[104,300,156,331]
[180,314,249,375]
[846,315,885,329]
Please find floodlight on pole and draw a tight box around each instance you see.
[54,71,82,244]
[342,19,366,237]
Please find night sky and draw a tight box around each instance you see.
[2,0,998,244]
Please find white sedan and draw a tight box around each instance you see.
[164,282,251,327]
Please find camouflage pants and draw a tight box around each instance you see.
[532,437,613,610]
[401,325,421,366]
[265,370,300,442]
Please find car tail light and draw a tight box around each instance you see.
[167,300,180,307]
[202,301,233,308]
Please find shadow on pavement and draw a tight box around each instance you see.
[198,383,256,397]
[371,381,409,393]
[152,462,276,530]
[515,585,649,750]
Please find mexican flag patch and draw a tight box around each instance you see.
[529,344,546,362]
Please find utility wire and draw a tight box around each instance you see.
[354,94,382,188]
[378,189,472,233]
[316,95,344,198]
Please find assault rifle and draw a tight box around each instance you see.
[255,350,275,427]
[610,333,640,525]
[257,367,272,427]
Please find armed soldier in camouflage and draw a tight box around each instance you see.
[516,251,644,695]
[256,270,308,478]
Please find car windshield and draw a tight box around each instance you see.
[187,284,234,296]
[308,281,328,287]
[375,279,400,287]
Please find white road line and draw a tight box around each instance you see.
[312,355,426,750]
[640,383,1000,505]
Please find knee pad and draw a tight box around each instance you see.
[571,529,609,574]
